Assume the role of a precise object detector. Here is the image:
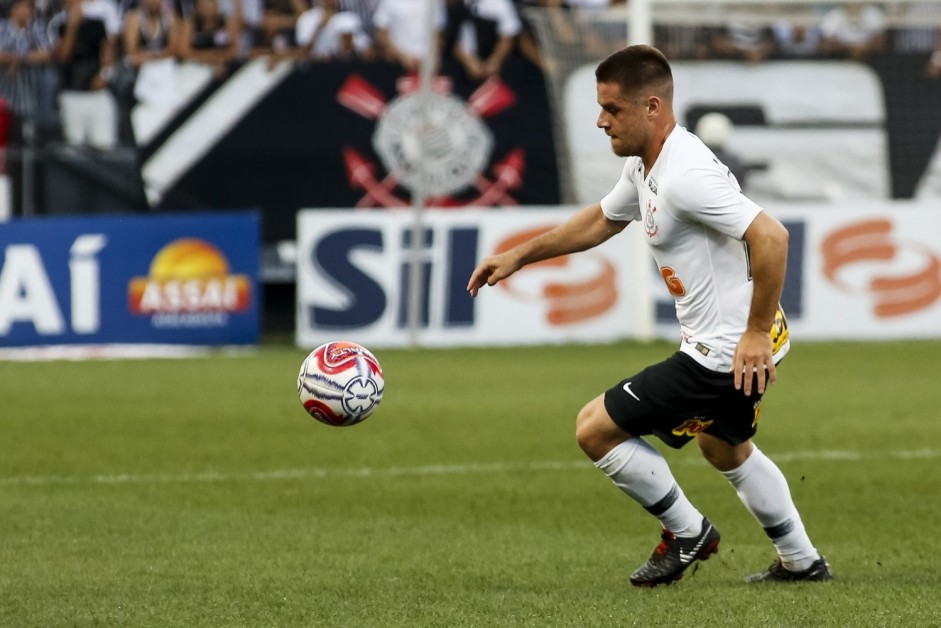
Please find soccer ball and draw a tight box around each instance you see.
[297,341,385,427]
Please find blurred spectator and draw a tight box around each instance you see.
[120,0,180,131]
[228,0,261,53]
[259,0,306,51]
[30,0,58,21]
[655,24,713,61]
[511,0,610,70]
[888,0,936,52]
[452,0,521,81]
[50,0,121,149]
[0,0,57,132]
[711,20,774,63]
[695,111,749,190]
[123,0,180,69]
[179,0,240,74]
[294,0,371,60]
[372,0,445,72]
[0,0,52,66]
[772,21,823,58]
[819,2,887,60]
[338,0,377,39]
[506,0,543,70]
[888,1,941,78]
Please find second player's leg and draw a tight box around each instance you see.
[699,432,831,581]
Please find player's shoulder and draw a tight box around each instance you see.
[618,156,645,184]
[663,126,721,173]
[620,156,644,176]
[662,129,741,193]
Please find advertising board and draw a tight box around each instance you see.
[0,212,260,348]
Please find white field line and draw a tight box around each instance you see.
[0,449,937,488]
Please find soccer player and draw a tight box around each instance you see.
[466,45,832,587]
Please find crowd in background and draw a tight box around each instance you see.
[0,0,939,149]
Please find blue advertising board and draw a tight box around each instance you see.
[0,212,259,347]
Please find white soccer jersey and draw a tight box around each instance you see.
[600,125,789,372]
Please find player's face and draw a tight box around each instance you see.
[596,81,649,158]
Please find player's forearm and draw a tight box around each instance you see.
[517,204,623,266]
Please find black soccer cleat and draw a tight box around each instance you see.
[744,556,833,583]
[629,517,721,587]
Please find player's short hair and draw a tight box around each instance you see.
[595,45,673,100]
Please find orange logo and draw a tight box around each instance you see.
[128,238,251,314]
[821,219,941,317]
[494,226,617,325]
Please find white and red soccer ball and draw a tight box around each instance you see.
[297,341,384,427]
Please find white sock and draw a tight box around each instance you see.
[721,446,820,571]
[595,438,703,537]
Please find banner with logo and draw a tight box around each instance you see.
[296,208,651,348]
[298,204,941,348]
[772,203,941,340]
[0,212,259,348]
[139,58,559,244]
[642,202,941,343]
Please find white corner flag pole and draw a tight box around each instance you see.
[406,0,438,348]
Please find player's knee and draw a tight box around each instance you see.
[575,398,613,461]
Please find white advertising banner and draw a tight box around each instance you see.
[296,208,652,348]
[775,203,941,340]
[650,202,941,341]
[297,203,941,349]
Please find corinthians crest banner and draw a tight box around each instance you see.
[138,57,560,243]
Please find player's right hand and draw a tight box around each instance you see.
[467,253,520,297]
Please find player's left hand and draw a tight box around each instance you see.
[733,328,776,396]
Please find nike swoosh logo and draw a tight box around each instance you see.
[623,382,640,401]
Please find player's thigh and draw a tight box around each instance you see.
[699,372,765,449]
[603,352,711,449]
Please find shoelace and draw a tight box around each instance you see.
[654,530,675,556]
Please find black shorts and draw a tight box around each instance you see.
[603,351,765,449]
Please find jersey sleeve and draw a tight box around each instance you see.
[599,159,642,222]
[667,167,763,240]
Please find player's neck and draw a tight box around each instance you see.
[643,118,677,177]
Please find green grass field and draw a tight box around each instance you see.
[1,339,940,627]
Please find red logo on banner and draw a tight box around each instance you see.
[821,219,941,317]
